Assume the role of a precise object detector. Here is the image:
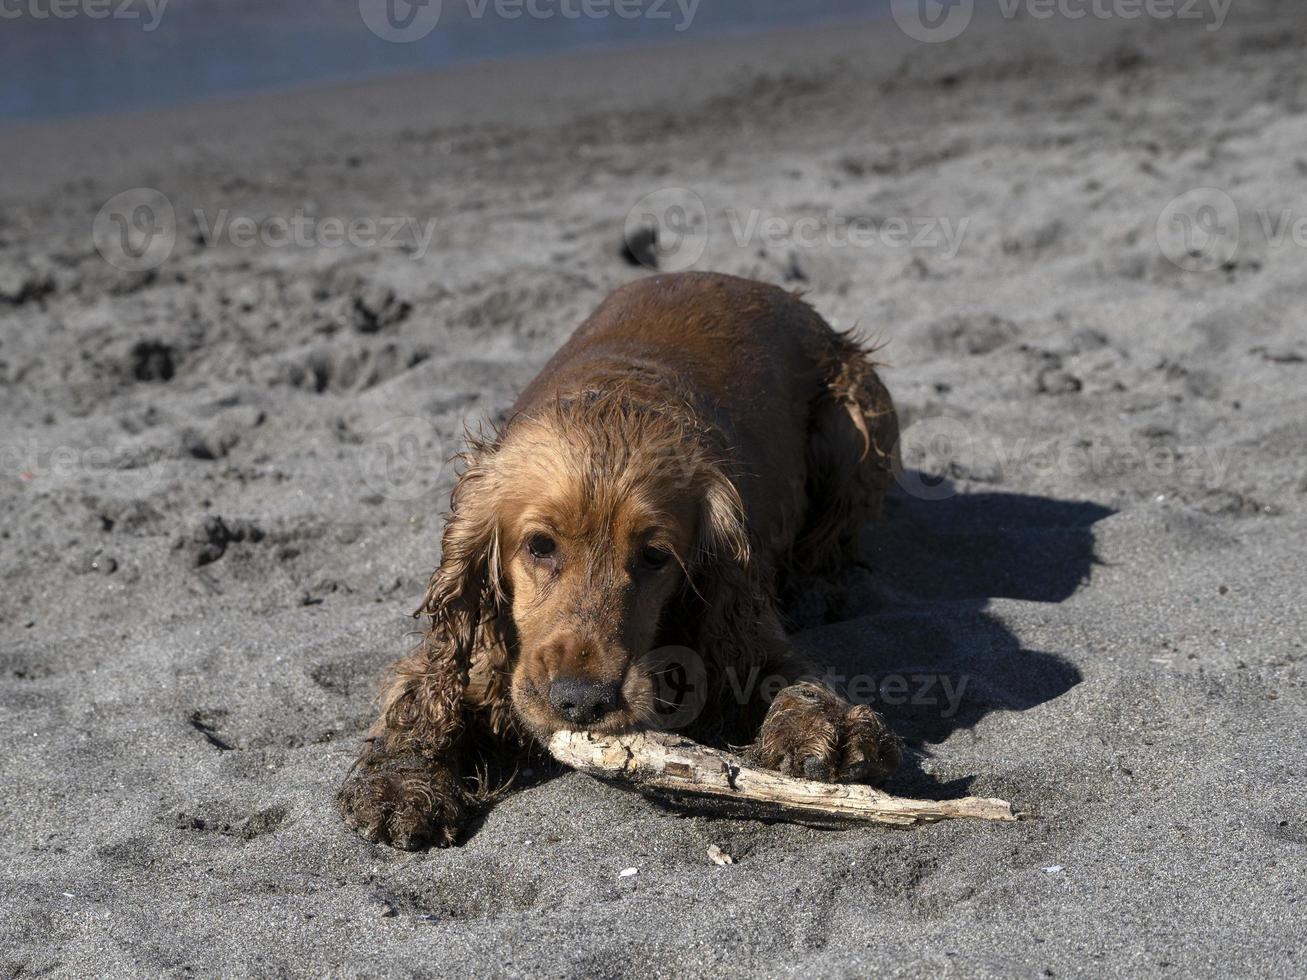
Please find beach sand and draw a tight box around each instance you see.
[2,2,1306,974]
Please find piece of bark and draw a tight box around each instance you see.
[547,729,1016,827]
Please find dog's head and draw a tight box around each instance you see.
[417,390,750,739]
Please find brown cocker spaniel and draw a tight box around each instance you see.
[338,271,903,848]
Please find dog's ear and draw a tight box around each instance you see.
[690,461,776,660]
[697,465,750,569]
[682,461,785,733]
[415,440,506,661]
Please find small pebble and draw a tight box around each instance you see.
[707,845,734,866]
[620,226,659,269]
[89,555,118,575]
[618,867,638,878]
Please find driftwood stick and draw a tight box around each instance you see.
[547,729,1016,826]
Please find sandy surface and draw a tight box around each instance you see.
[3,3,1306,976]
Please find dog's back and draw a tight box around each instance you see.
[512,272,897,582]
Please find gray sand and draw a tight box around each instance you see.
[2,3,1306,976]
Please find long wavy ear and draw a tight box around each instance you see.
[690,464,782,698]
[414,438,507,662]
[678,462,790,742]
[697,468,750,574]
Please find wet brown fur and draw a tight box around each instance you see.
[337,272,902,849]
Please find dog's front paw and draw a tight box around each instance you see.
[748,681,901,784]
[336,751,466,850]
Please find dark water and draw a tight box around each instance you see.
[0,0,891,124]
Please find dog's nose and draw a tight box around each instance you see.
[548,677,620,726]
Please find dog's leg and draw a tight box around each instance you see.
[747,678,901,785]
[336,636,515,849]
[743,338,901,782]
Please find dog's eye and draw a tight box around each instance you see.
[640,545,672,570]
[526,534,557,560]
